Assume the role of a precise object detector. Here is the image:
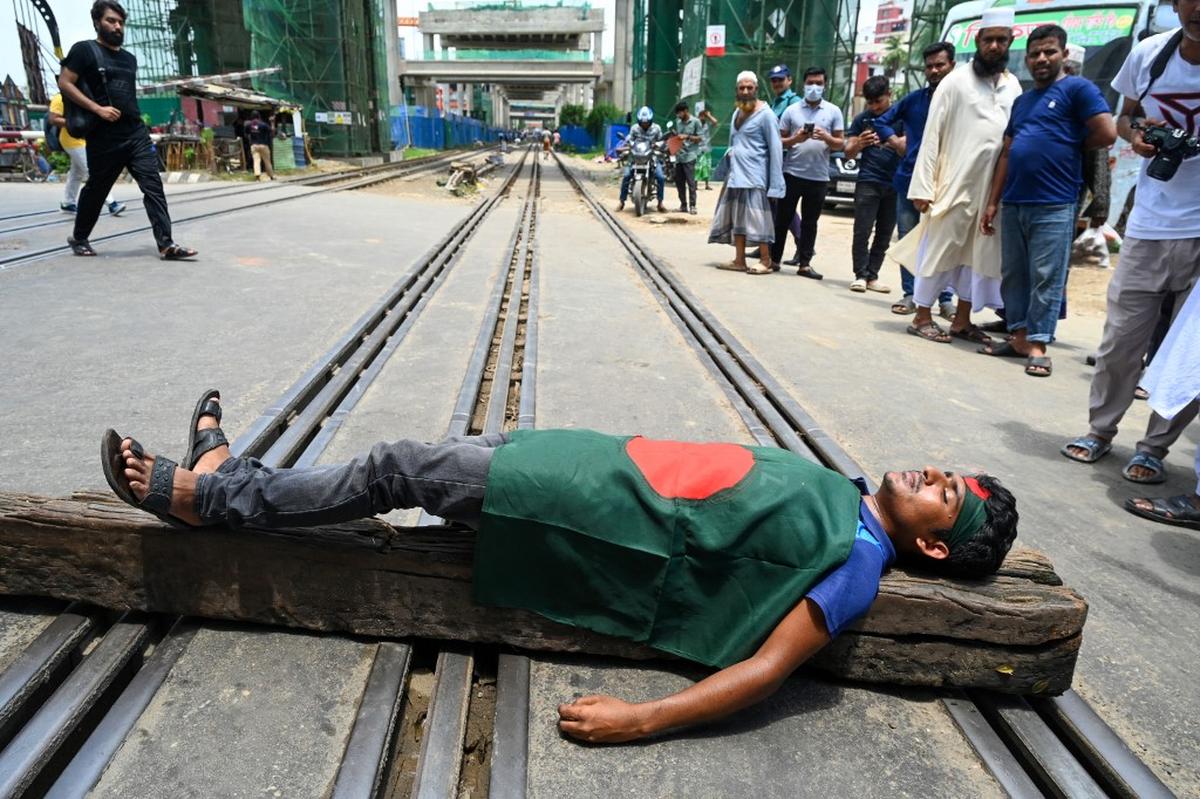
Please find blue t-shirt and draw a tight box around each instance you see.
[1003,75,1110,205]
[872,85,933,195]
[806,499,895,637]
[848,109,903,186]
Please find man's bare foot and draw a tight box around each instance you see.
[192,397,230,475]
[121,438,204,526]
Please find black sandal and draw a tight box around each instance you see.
[67,237,97,256]
[100,429,191,528]
[979,340,1025,358]
[160,243,198,260]
[1124,494,1200,530]
[184,388,229,470]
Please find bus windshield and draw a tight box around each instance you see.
[944,5,1140,100]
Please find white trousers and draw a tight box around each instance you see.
[914,265,1002,312]
[64,146,114,206]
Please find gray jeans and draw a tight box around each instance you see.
[194,433,508,529]
[1089,235,1200,457]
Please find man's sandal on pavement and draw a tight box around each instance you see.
[850,279,867,292]
[796,265,823,280]
[717,261,748,271]
[67,237,97,256]
[746,263,772,275]
[100,429,193,528]
[1025,355,1052,377]
[160,243,198,261]
[1122,452,1167,484]
[938,301,957,321]
[1124,494,1200,530]
[866,281,891,293]
[1060,435,1111,463]
[906,321,951,343]
[891,297,916,315]
[950,324,993,345]
[979,340,1024,357]
[184,388,229,470]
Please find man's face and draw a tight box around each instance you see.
[639,119,650,129]
[1026,36,1065,85]
[677,109,690,123]
[866,92,892,115]
[804,73,826,89]
[95,10,125,46]
[736,80,758,103]
[924,52,954,86]
[1178,0,1200,43]
[875,467,966,557]
[975,27,1014,73]
[769,75,792,96]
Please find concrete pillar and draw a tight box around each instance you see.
[423,33,436,58]
[612,0,633,111]
[383,0,402,109]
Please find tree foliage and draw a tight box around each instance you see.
[882,36,909,77]
[559,103,587,127]
[585,102,625,140]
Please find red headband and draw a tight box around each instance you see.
[964,476,991,500]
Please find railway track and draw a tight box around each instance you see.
[0,146,1179,797]
[0,147,498,271]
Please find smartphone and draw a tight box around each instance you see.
[803,122,815,135]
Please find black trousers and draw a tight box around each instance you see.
[674,160,697,209]
[771,174,827,265]
[851,181,897,281]
[75,133,172,249]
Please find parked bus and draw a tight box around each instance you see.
[941,0,1182,231]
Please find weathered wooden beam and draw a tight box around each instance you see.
[0,491,1086,694]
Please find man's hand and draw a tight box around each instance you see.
[558,695,647,743]
[857,129,880,148]
[1131,118,1165,158]
[980,203,998,236]
[912,199,930,213]
[812,126,830,143]
[1090,216,1106,229]
[97,106,122,123]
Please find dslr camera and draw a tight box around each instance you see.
[1133,120,1200,181]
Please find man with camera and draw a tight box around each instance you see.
[1062,0,1200,484]
[58,1,197,259]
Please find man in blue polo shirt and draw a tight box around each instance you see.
[979,25,1115,377]
[873,42,957,317]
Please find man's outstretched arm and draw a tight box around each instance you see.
[557,598,831,743]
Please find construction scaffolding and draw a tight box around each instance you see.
[632,0,858,151]
[122,0,389,156]
[905,0,952,92]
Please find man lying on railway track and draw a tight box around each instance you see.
[100,390,1017,743]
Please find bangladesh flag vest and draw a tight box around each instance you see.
[474,429,863,668]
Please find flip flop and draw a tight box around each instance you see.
[950,324,994,345]
[979,340,1025,358]
[1124,494,1200,529]
[746,264,772,275]
[891,297,916,315]
[1122,452,1167,484]
[100,429,191,528]
[1025,355,1052,377]
[67,237,97,256]
[160,243,198,261]
[184,388,229,470]
[1060,435,1112,463]
[906,321,951,343]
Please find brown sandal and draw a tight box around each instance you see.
[906,321,951,343]
[949,324,994,345]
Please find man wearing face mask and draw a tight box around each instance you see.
[57,1,196,260]
[772,67,844,278]
[887,8,1021,344]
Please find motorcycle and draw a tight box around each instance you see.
[622,138,667,217]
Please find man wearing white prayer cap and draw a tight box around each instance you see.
[887,2,1022,344]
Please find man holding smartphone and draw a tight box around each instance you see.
[844,76,904,293]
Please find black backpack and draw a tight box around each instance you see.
[43,113,62,152]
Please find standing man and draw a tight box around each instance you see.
[242,111,275,181]
[768,64,802,117]
[1062,1,1200,484]
[47,89,124,215]
[887,9,1021,343]
[617,106,666,214]
[772,67,844,278]
[672,102,703,214]
[979,25,1115,377]
[873,42,957,318]
[843,75,903,293]
[57,1,197,259]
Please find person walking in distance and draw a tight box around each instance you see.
[242,111,275,181]
[772,67,844,278]
[978,25,1116,377]
[1062,0,1200,484]
[843,76,904,294]
[57,1,196,259]
[672,102,703,214]
[48,90,125,216]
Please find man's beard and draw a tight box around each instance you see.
[99,27,124,46]
[973,51,1008,76]
[736,98,756,112]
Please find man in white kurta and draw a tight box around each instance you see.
[1125,283,1200,529]
[888,9,1022,344]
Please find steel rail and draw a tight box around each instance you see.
[551,153,1174,799]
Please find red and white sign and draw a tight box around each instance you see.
[705,25,726,57]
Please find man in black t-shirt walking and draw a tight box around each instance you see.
[242,111,275,181]
[57,1,197,260]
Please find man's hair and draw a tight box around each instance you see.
[923,41,955,62]
[92,1,127,22]
[862,75,891,101]
[1027,24,1068,51]
[803,66,826,80]
[249,110,260,119]
[674,101,688,113]
[929,475,1018,578]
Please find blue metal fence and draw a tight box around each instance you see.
[556,124,593,151]
[389,105,502,150]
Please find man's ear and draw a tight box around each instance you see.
[914,533,950,561]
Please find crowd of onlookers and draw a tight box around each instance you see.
[697,1,1200,530]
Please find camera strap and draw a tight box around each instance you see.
[1136,28,1184,106]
